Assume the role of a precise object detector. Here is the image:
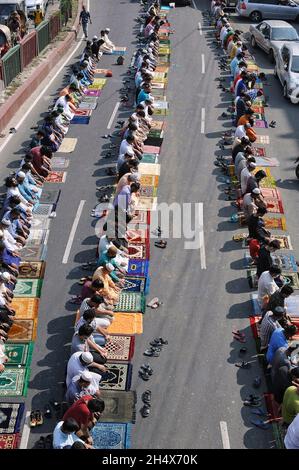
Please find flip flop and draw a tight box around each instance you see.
[143,348,160,357]
[140,404,151,418]
[154,240,167,248]
[30,411,37,427]
[139,370,151,381]
[35,410,43,426]
[140,364,153,376]
[142,390,152,405]
[235,361,251,369]
[250,418,270,430]
[147,297,159,308]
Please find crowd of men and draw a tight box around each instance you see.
[211,0,299,449]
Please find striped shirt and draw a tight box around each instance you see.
[260,311,280,349]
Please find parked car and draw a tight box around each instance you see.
[274,42,299,103]
[249,20,299,62]
[0,0,26,25]
[236,0,299,23]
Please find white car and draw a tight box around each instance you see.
[274,42,299,103]
[249,20,299,63]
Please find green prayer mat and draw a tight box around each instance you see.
[141,153,158,164]
[282,273,299,290]
[115,293,145,313]
[5,343,34,367]
[13,279,43,298]
[0,367,30,397]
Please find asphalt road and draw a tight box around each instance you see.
[0,0,298,450]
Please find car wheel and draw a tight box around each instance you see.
[251,36,256,48]
[283,83,288,99]
[269,49,274,64]
[250,11,262,22]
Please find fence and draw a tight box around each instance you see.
[0,11,63,88]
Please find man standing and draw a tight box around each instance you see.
[33,5,44,28]
[79,5,92,39]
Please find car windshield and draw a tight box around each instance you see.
[271,27,299,41]
[291,55,299,73]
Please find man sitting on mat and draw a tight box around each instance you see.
[257,266,282,307]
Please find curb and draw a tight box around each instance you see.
[0,0,83,132]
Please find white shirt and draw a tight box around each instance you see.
[53,421,85,449]
[6,187,28,207]
[240,167,252,195]
[119,139,133,158]
[3,228,17,252]
[258,271,279,305]
[66,352,100,388]
[235,125,246,140]
[285,413,299,449]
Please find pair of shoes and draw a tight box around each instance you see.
[154,240,167,249]
[143,347,161,357]
[140,404,151,417]
[150,337,168,347]
[232,330,246,343]
[235,361,251,369]
[139,367,152,381]
[142,389,151,405]
[30,410,43,427]
[269,120,276,128]
[147,297,163,309]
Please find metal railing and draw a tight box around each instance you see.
[36,20,50,54]
[49,11,61,41]
[20,31,38,70]
[2,45,21,87]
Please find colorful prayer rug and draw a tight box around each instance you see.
[46,171,67,183]
[140,186,158,198]
[143,145,161,155]
[94,68,111,74]
[5,343,34,367]
[115,293,145,313]
[33,204,53,216]
[8,319,37,342]
[255,120,268,128]
[136,197,157,211]
[13,279,43,298]
[19,244,47,261]
[27,229,49,246]
[252,106,265,114]
[88,82,105,90]
[127,259,149,278]
[155,65,169,72]
[259,176,277,189]
[0,403,24,433]
[84,89,101,97]
[254,157,280,167]
[264,216,286,231]
[264,198,284,214]
[255,135,270,144]
[153,102,169,116]
[0,434,19,449]
[103,335,135,362]
[139,163,161,176]
[128,244,148,260]
[98,390,136,423]
[0,367,30,397]
[123,276,146,293]
[100,363,133,391]
[107,313,143,335]
[126,227,148,244]
[242,235,292,249]
[247,269,257,289]
[129,210,150,226]
[79,101,97,110]
[51,157,70,169]
[261,188,281,199]
[11,298,39,319]
[31,216,50,230]
[39,190,61,205]
[271,253,298,272]
[140,174,159,187]
[91,422,131,449]
[74,109,92,117]
[57,138,77,153]
[19,261,45,279]
[252,147,266,157]
[71,115,90,124]
[285,296,299,316]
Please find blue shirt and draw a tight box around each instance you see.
[266,328,287,364]
[247,89,259,101]
[230,56,239,77]
[235,80,247,97]
[137,89,149,105]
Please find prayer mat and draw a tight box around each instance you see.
[19,244,47,261]
[0,367,30,397]
[0,403,24,433]
[141,153,158,164]
[261,188,281,199]
[128,243,148,260]
[127,259,149,278]
[254,82,264,89]
[71,115,90,124]
[151,120,165,130]
[140,186,158,198]
[255,135,270,144]
[271,253,298,272]
[140,174,159,187]
[11,297,39,318]
[149,127,164,137]
[104,335,135,362]
[144,136,163,147]
[33,204,53,216]
[139,163,160,176]
[80,96,98,104]
[130,210,150,225]
[57,138,77,153]
[100,363,133,391]
[153,103,169,116]
[74,109,92,117]
[19,261,45,279]
[242,235,292,249]
[46,171,67,183]
[252,147,266,157]
[264,216,286,231]
[264,198,284,214]
[88,83,104,90]
[255,120,268,128]
[51,157,70,169]
[252,106,265,114]
[259,176,277,189]
[5,342,34,367]
[285,296,299,316]
[254,157,280,167]
[115,292,145,313]
[123,276,146,293]
[158,48,170,56]
[282,273,299,289]
[78,101,97,110]
[27,229,49,247]
[8,319,37,342]
[143,145,161,155]
[126,227,148,244]
[107,313,143,335]
[13,280,42,298]
[91,422,131,449]
[254,113,266,121]
[136,197,157,211]
[151,82,165,90]
[84,89,101,97]
[247,269,257,288]
[31,215,50,230]
[39,189,61,205]
[0,434,19,449]
[154,71,168,79]
[98,390,136,423]
[107,47,127,55]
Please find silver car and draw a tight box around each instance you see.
[249,20,299,63]
[236,0,299,23]
[274,42,299,103]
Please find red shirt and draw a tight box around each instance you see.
[30,146,44,173]
[63,395,93,428]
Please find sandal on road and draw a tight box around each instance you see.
[140,364,153,375]
[35,410,43,426]
[140,404,151,418]
[30,411,37,427]
[143,348,160,357]
[235,361,251,369]
[154,240,167,249]
[141,390,152,405]
[139,370,151,381]
[147,297,163,309]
